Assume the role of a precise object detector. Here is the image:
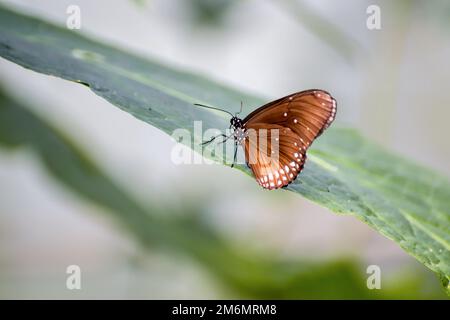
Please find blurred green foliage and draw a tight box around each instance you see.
[188,0,236,26]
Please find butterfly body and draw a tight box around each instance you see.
[198,89,336,190]
[230,118,247,144]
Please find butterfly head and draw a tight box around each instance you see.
[230,116,243,130]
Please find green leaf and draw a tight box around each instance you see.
[0,88,444,299]
[0,5,449,293]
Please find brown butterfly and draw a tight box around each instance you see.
[196,89,337,190]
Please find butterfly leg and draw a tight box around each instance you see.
[231,142,238,168]
[200,134,228,146]
[217,134,233,145]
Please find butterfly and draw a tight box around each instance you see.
[195,89,337,190]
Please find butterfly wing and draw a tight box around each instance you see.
[243,123,307,189]
[242,89,336,189]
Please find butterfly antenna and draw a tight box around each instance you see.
[235,101,243,117]
[194,103,234,117]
